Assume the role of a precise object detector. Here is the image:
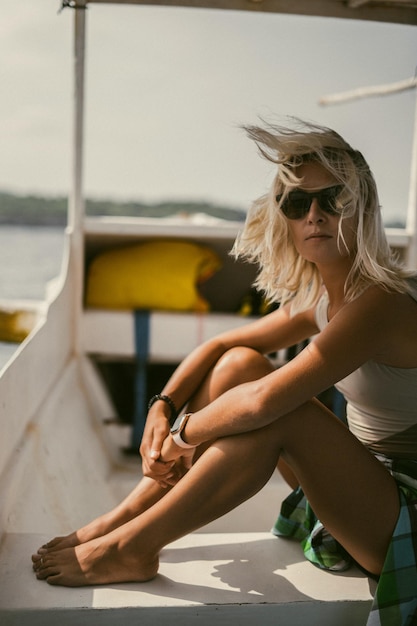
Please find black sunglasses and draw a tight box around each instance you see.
[276,185,344,220]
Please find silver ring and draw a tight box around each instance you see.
[40,557,44,566]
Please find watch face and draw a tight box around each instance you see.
[170,414,184,434]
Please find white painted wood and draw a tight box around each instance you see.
[407,97,417,269]
[81,310,256,361]
[0,530,374,626]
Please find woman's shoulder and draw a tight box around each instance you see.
[349,284,414,320]
[349,283,417,362]
[322,286,412,341]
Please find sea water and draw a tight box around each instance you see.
[0,225,65,368]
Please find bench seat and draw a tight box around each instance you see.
[82,309,286,363]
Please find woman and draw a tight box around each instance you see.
[32,120,417,624]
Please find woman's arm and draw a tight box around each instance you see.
[140,338,232,481]
[140,303,318,478]
[160,287,395,458]
[160,303,319,412]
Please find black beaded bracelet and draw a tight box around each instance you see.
[147,394,178,424]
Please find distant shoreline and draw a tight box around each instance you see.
[0,191,247,227]
[0,190,405,229]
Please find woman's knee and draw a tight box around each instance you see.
[188,347,273,411]
[212,346,274,391]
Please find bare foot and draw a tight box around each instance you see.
[37,515,116,555]
[32,535,159,587]
[37,532,80,554]
[36,478,169,557]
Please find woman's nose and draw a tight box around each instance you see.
[307,198,325,222]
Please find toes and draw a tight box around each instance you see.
[32,555,45,573]
[35,559,61,581]
[41,537,63,551]
[32,553,41,563]
[45,573,69,586]
[36,537,65,556]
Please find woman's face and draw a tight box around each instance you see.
[284,160,357,268]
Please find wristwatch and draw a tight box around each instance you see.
[170,413,195,449]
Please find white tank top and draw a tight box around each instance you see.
[314,276,417,459]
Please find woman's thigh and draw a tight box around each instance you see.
[187,347,399,575]
[272,399,399,576]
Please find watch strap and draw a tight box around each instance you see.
[171,413,195,449]
[171,431,196,449]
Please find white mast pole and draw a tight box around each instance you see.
[406,96,417,269]
[319,77,417,106]
[68,1,87,355]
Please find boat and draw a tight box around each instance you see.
[1,1,416,624]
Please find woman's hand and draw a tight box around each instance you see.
[160,433,196,464]
[140,408,196,487]
[158,434,196,485]
[140,410,176,487]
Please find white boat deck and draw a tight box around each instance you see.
[0,535,374,626]
[0,469,375,626]
[0,283,376,626]
[0,411,375,625]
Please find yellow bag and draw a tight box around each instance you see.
[86,240,221,312]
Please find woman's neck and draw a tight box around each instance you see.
[318,259,353,319]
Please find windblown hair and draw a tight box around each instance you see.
[233,119,411,315]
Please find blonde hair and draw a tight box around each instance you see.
[233,119,411,314]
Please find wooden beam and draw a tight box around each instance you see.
[84,0,417,26]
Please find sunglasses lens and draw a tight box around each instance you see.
[277,186,343,220]
[318,187,341,215]
[282,194,311,219]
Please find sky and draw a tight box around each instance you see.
[1,1,417,224]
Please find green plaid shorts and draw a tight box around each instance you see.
[272,457,417,626]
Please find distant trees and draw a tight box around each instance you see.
[0,191,405,228]
[0,192,67,225]
[0,191,247,226]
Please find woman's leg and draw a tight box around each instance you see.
[32,419,281,585]
[39,477,169,552]
[33,396,399,586]
[278,400,399,575]
[37,347,275,553]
